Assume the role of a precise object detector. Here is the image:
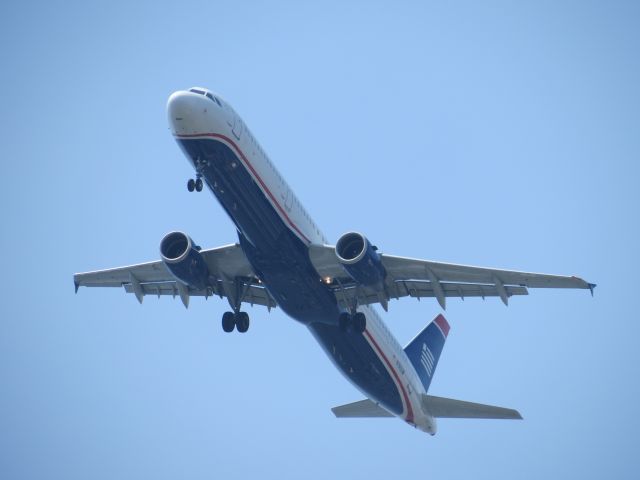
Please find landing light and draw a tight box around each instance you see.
[323,276,332,285]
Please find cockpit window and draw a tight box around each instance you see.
[205,92,222,107]
[189,88,206,95]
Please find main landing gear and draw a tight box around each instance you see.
[221,311,250,333]
[187,176,203,192]
[338,311,366,333]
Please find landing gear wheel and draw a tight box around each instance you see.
[187,178,196,192]
[236,312,250,333]
[195,178,203,192]
[222,311,235,332]
[338,312,350,332]
[353,312,367,333]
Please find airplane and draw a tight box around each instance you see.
[74,87,595,435]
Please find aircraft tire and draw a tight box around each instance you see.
[187,178,196,192]
[338,312,350,332]
[236,312,250,333]
[195,178,203,192]
[353,312,366,333]
[222,311,236,332]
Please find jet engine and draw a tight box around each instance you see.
[160,231,210,290]
[335,232,386,288]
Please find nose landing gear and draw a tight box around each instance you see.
[187,175,204,192]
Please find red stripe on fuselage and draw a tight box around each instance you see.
[363,329,414,424]
[175,132,311,244]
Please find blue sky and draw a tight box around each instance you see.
[1,1,639,478]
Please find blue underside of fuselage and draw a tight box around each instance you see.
[177,137,403,416]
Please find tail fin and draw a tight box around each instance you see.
[404,314,450,393]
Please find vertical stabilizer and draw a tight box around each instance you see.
[404,314,450,392]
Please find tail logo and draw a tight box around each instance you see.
[421,343,435,377]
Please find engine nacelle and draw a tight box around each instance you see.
[160,231,210,290]
[335,232,386,288]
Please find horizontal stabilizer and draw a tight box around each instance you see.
[422,395,522,420]
[331,399,394,418]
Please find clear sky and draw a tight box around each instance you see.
[1,1,639,478]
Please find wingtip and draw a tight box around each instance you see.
[588,283,597,297]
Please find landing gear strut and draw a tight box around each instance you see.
[338,311,366,333]
[221,311,250,333]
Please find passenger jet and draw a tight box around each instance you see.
[74,87,595,435]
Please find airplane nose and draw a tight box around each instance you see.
[167,91,196,133]
[167,89,222,136]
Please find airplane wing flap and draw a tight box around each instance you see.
[123,280,277,308]
[333,281,528,310]
[391,280,528,300]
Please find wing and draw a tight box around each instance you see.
[308,244,595,310]
[74,244,277,310]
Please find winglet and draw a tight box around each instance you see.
[588,283,597,297]
[74,279,80,294]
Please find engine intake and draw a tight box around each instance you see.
[335,232,386,288]
[160,231,210,290]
